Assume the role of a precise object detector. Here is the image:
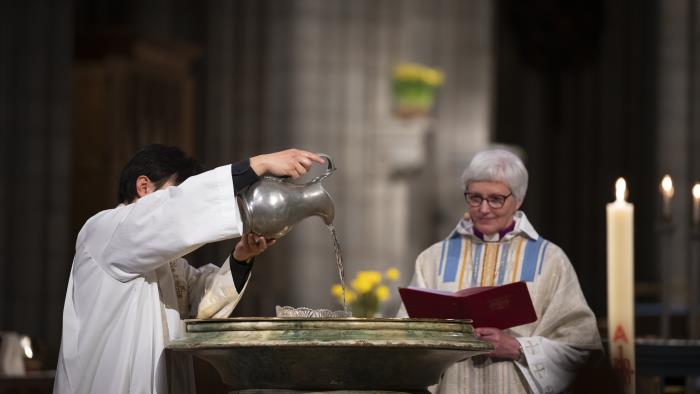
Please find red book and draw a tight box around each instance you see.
[398,281,537,329]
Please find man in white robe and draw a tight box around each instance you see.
[398,149,602,393]
[54,145,323,394]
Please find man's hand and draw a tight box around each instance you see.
[474,327,521,360]
[250,149,325,178]
[233,234,277,262]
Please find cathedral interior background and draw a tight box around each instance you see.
[1,0,699,391]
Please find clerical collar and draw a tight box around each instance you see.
[451,211,540,241]
[473,221,516,242]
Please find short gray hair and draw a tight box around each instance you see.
[461,149,528,202]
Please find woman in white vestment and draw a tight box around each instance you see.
[398,149,602,394]
[54,145,324,394]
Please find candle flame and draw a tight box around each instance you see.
[20,336,33,359]
[615,178,627,202]
[660,175,674,197]
[693,183,700,199]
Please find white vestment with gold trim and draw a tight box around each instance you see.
[55,165,245,394]
[398,212,602,393]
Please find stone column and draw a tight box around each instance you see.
[201,0,493,315]
[279,0,493,313]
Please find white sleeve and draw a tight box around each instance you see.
[94,165,243,281]
[514,336,591,394]
[184,257,248,319]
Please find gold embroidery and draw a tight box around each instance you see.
[456,239,471,290]
[481,243,498,286]
[511,238,525,283]
[169,262,188,318]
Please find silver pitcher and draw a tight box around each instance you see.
[237,154,336,239]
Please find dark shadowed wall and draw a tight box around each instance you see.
[493,0,658,318]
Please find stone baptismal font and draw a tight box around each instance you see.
[167,317,491,393]
[167,156,492,392]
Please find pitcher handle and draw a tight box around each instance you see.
[306,153,336,184]
[272,153,336,185]
[318,153,335,176]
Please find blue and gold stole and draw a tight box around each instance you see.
[437,233,550,289]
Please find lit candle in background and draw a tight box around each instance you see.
[691,183,700,340]
[660,175,674,221]
[607,178,635,394]
[693,183,700,227]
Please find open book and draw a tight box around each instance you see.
[398,281,537,329]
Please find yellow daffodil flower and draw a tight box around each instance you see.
[384,267,400,281]
[393,63,422,80]
[345,290,357,303]
[351,276,373,294]
[331,284,344,298]
[375,285,390,302]
[331,267,399,317]
[393,63,444,86]
[421,69,444,86]
[360,271,382,286]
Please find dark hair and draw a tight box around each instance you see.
[117,144,204,203]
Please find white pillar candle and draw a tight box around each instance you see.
[693,183,700,227]
[660,175,674,221]
[607,178,635,394]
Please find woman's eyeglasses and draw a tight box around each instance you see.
[464,192,512,209]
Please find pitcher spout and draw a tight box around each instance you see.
[315,189,335,225]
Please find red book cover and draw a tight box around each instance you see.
[398,281,537,329]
